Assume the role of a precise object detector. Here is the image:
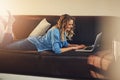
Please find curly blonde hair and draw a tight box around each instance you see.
[56,14,75,41]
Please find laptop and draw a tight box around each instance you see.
[75,32,102,52]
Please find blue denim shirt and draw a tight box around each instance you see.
[27,27,69,54]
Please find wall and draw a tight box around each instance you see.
[0,0,120,16]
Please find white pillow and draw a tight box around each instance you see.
[29,18,51,37]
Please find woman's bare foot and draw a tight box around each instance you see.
[0,10,15,44]
[5,10,15,35]
[7,10,15,25]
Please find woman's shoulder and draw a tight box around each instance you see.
[49,26,59,33]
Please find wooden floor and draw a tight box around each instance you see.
[0,73,106,80]
[0,73,68,80]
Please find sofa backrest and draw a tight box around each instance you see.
[13,15,101,45]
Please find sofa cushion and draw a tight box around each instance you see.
[29,18,51,37]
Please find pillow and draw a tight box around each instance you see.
[29,18,51,37]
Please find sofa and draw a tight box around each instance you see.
[0,15,114,79]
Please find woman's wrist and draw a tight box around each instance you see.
[70,47,74,50]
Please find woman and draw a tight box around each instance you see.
[1,14,86,54]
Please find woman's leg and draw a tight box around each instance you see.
[5,39,37,51]
[0,33,13,48]
[0,10,15,47]
[0,20,5,43]
[4,10,15,37]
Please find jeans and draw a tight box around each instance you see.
[6,39,37,51]
[0,33,37,51]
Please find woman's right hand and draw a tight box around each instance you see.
[71,44,86,50]
[71,46,82,50]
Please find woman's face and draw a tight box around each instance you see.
[65,19,74,31]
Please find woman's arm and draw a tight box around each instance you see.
[68,44,86,48]
[60,44,86,53]
[60,46,79,53]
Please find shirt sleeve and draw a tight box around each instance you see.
[50,28,61,54]
[63,41,69,47]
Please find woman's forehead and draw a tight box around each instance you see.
[67,19,74,23]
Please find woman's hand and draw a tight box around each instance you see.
[68,44,86,50]
[71,44,86,50]
[60,44,86,53]
[77,44,86,49]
